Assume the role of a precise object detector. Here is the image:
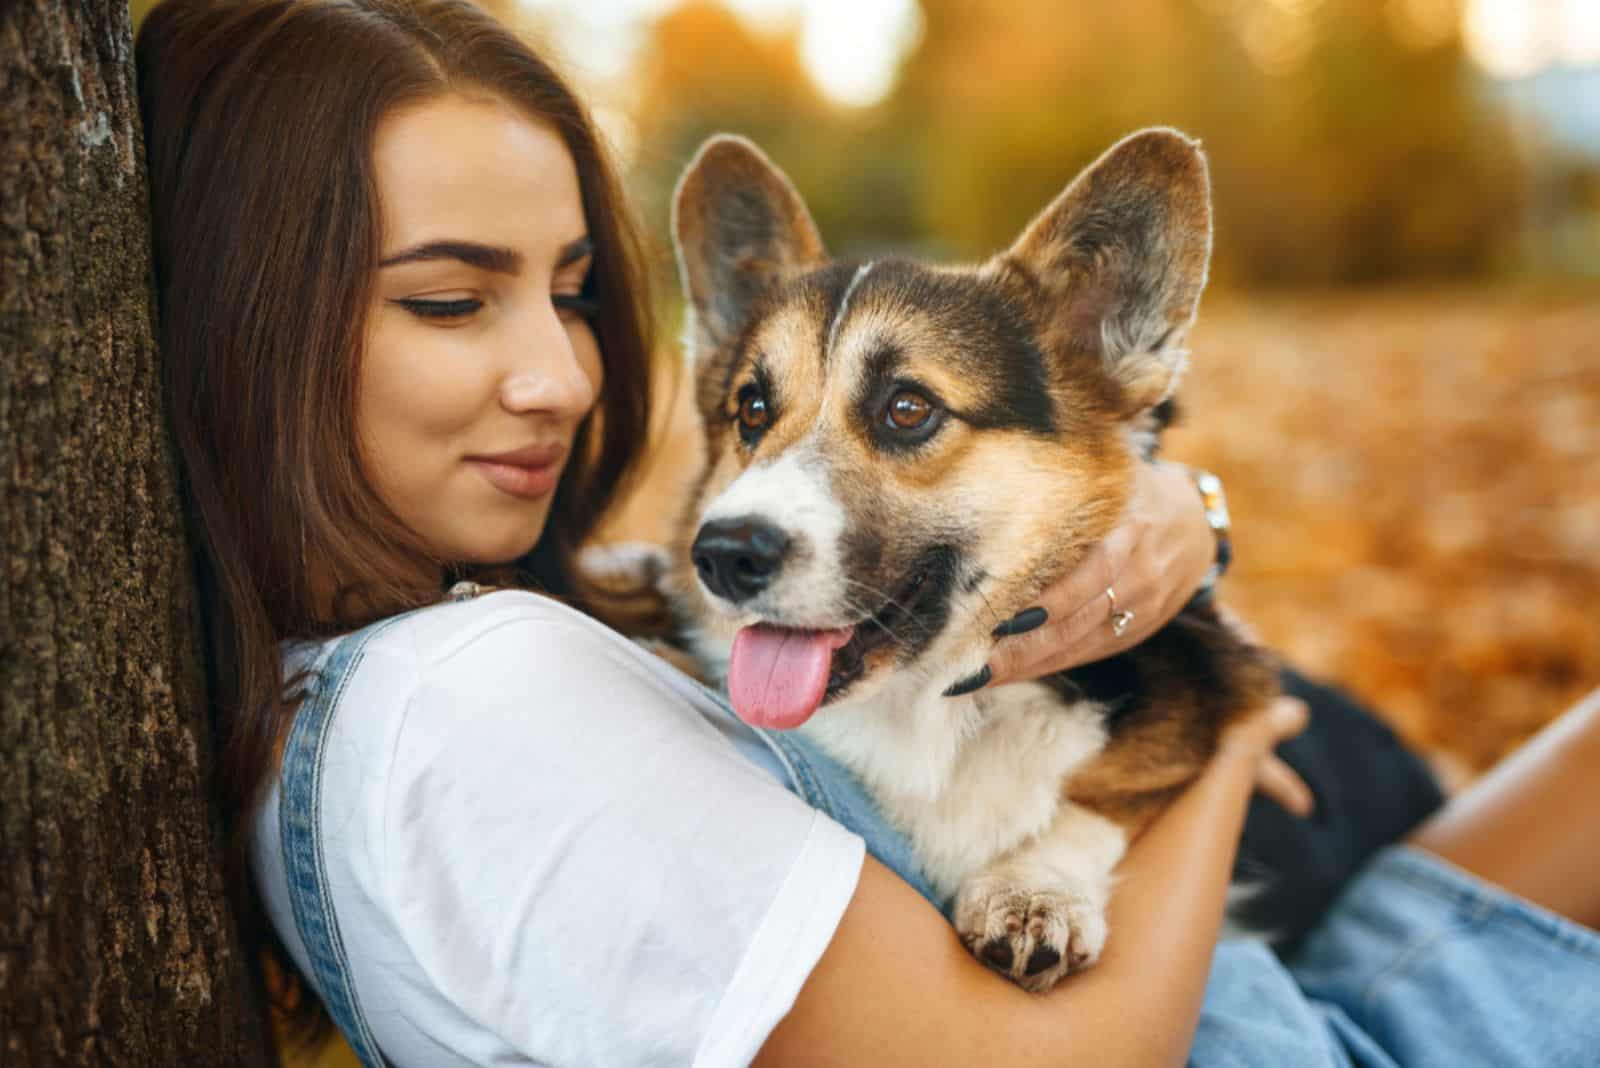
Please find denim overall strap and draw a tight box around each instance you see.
[755,726,945,911]
[278,617,410,1068]
[673,670,941,908]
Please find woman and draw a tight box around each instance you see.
[135,0,1599,1065]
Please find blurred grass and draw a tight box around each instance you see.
[283,1037,358,1068]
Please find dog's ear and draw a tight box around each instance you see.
[672,135,826,358]
[1000,128,1212,413]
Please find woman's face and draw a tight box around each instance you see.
[360,92,602,566]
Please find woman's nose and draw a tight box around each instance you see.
[499,308,598,417]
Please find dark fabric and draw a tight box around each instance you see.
[1233,666,1447,950]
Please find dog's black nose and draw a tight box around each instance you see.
[691,517,790,603]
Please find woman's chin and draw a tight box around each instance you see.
[446,523,548,569]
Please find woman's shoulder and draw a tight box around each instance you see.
[353,588,730,757]
[279,589,710,790]
[319,588,684,705]
[378,587,642,670]
[285,587,805,872]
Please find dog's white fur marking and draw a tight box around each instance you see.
[697,444,849,625]
[577,541,671,586]
[679,305,703,368]
[803,658,1127,989]
[804,671,1118,899]
[827,261,876,360]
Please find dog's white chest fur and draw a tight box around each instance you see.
[688,623,1126,989]
[801,678,1110,901]
[685,623,1114,902]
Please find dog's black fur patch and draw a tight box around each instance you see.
[823,542,964,703]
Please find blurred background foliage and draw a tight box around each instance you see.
[127,0,1600,288]
[484,0,1600,290]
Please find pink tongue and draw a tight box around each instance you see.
[728,624,853,730]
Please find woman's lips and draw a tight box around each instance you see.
[467,444,566,499]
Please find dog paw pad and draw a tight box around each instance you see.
[955,881,1107,993]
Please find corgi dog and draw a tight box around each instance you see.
[664,129,1278,992]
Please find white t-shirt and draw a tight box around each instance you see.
[251,590,864,1067]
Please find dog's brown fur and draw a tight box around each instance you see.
[1054,607,1280,838]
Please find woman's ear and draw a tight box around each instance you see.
[998,127,1213,413]
[672,135,826,361]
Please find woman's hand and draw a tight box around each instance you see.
[1219,696,1315,816]
[984,459,1216,688]
[976,452,1314,816]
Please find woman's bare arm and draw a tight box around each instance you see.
[754,698,1308,1068]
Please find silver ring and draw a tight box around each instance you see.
[1104,586,1135,637]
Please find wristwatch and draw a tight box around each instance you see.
[1189,467,1232,595]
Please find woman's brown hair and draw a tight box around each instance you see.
[136,0,655,1044]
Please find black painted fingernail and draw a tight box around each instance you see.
[942,665,992,698]
[992,606,1048,638]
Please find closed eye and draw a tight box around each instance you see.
[553,294,600,320]
[396,297,482,320]
[553,257,599,321]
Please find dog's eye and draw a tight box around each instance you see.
[886,390,933,431]
[736,385,771,437]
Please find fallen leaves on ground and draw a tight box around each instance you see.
[1169,288,1599,771]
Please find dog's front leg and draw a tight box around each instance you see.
[952,801,1126,993]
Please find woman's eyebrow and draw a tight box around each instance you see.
[378,240,521,273]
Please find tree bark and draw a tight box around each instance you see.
[0,0,272,1063]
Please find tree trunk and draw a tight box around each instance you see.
[0,0,272,1063]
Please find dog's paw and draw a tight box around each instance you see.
[578,541,672,592]
[953,877,1108,993]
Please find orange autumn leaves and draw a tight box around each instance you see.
[1169,290,1599,772]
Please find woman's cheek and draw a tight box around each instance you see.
[390,324,494,437]
[359,318,480,496]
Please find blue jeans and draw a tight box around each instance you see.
[1195,847,1600,1067]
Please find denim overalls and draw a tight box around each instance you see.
[278,604,1600,1068]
